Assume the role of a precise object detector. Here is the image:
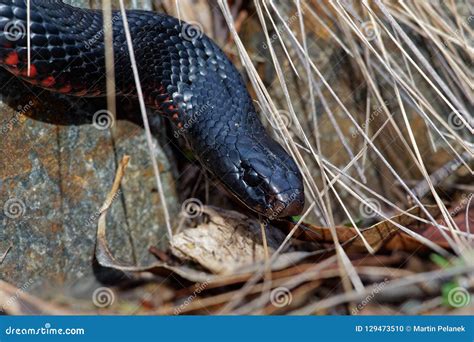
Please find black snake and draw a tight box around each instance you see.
[0,0,304,218]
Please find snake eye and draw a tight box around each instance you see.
[242,165,262,187]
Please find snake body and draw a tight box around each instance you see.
[0,0,304,218]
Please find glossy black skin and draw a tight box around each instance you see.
[0,0,304,218]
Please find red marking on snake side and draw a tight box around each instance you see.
[26,78,39,85]
[41,76,55,87]
[90,90,102,96]
[20,64,37,78]
[58,84,72,93]
[5,52,19,66]
[75,89,88,96]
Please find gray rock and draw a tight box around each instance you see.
[0,7,179,297]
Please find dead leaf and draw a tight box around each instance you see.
[94,157,316,283]
[293,205,444,253]
[420,202,473,247]
[170,206,292,274]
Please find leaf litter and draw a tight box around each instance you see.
[2,0,473,315]
[4,154,469,315]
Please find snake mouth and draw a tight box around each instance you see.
[216,178,304,219]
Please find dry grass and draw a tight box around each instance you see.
[2,0,472,316]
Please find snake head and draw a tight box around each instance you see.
[226,133,304,218]
[173,34,305,219]
[195,125,305,219]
